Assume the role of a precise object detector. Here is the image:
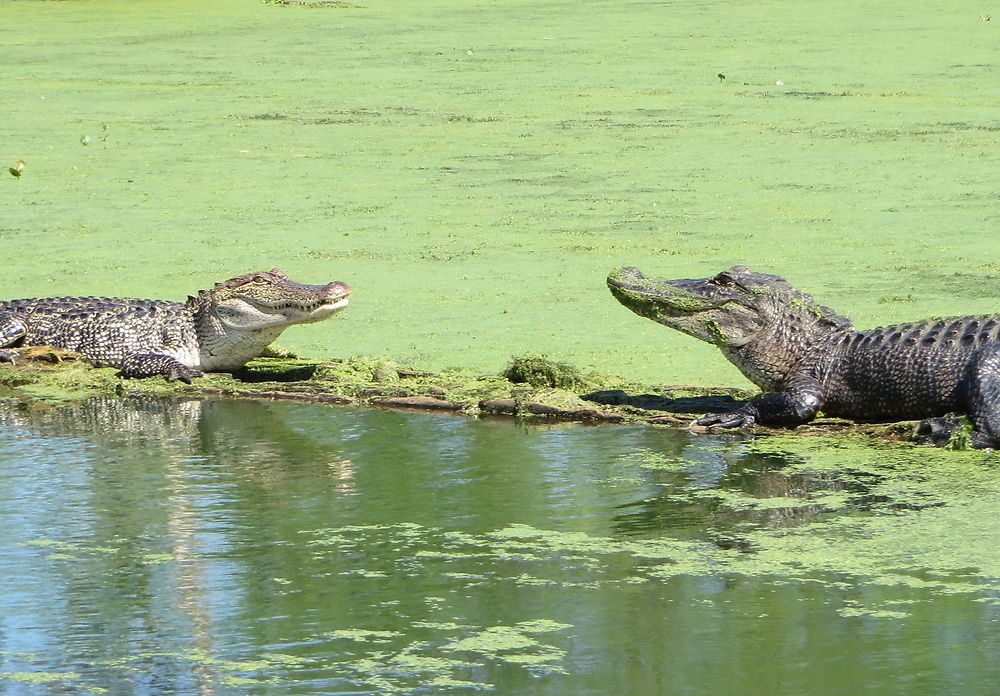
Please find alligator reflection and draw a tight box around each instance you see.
[0,395,355,487]
[0,396,864,549]
[0,395,362,691]
[609,432,853,541]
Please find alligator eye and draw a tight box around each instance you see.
[712,272,736,286]
[252,274,270,284]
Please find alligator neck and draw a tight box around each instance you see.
[723,317,853,390]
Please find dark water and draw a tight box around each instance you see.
[2,397,1000,695]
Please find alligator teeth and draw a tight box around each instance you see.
[266,298,348,312]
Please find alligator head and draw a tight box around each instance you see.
[607,266,851,388]
[188,268,350,330]
[608,266,805,347]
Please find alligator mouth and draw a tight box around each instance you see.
[264,282,351,314]
[318,297,350,312]
[269,298,349,312]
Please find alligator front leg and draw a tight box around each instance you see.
[695,379,824,431]
[0,313,27,364]
[119,353,203,383]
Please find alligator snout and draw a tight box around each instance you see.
[607,266,647,291]
[325,281,351,299]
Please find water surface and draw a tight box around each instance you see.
[2,396,1000,694]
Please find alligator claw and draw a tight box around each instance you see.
[913,417,961,446]
[167,366,203,384]
[694,411,757,431]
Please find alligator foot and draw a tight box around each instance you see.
[165,364,204,384]
[694,411,756,432]
[0,349,17,365]
[913,417,961,446]
[912,415,987,448]
[119,354,203,384]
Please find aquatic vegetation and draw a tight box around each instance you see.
[325,618,572,691]
[501,354,592,390]
[295,440,1000,611]
[18,537,177,566]
[0,672,106,694]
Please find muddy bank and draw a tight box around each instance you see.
[0,349,922,445]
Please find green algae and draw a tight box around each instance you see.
[89,650,312,689]
[2,0,998,389]
[318,617,572,692]
[0,672,109,694]
[443,622,571,673]
[700,317,732,346]
[837,604,911,620]
[323,628,402,643]
[296,449,1000,607]
[19,536,179,566]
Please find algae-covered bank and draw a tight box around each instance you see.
[2,0,999,387]
[0,349,921,446]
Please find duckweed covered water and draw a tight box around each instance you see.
[2,0,999,386]
[3,396,1000,694]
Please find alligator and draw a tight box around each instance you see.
[608,265,1000,448]
[0,269,350,383]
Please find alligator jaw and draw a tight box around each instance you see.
[252,278,350,324]
[298,281,351,322]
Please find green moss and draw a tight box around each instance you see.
[945,416,975,451]
[323,355,401,383]
[501,355,591,390]
[700,317,731,345]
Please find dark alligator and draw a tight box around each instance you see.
[0,269,350,383]
[608,265,1000,448]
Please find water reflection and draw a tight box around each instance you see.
[609,441,850,538]
[1,396,999,694]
